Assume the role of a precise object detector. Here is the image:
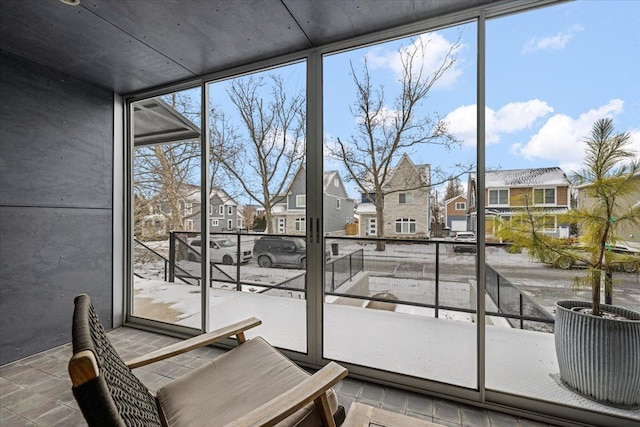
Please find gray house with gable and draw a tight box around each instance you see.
[271,166,355,235]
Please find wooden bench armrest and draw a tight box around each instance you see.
[125,317,261,369]
[223,361,348,427]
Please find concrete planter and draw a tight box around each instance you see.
[555,300,640,408]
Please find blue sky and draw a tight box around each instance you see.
[322,0,639,197]
[197,1,639,202]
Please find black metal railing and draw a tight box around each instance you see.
[485,264,555,332]
[325,249,364,293]
[323,236,555,331]
[137,232,557,331]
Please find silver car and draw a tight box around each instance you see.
[187,238,252,265]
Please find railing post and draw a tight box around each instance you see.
[519,293,524,329]
[331,262,335,293]
[349,252,353,281]
[496,273,500,311]
[169,232,176,282]
[236,233,242,291]
[435,242,439,319]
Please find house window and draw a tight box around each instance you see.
[184,203,193,215]
[533,188,556,205]
[455,202,466,210]
[297,195,306,207]
[228,206,233,215]
[237,219,243,228]
[367,218,377,236]
[208,205,213,215]
[336,199,341,209]
[184,220,194,231]
[399,193,413,204]
[362,193,376,203]
[211,219,218,226]
[489,189,509,205]
[227,219,233,230]
[277,218,286,234]
[295,217,306,231]
[218,205,224,216]
[395,218,416,234]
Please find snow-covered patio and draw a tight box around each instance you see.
[133,278,639,421]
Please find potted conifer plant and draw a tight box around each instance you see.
[498,118,640,407]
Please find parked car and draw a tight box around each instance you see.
[252,236,331,269]
[452,232,476,253]
[187,238,252,265]
[550,243,639,272]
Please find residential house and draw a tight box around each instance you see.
[139,184,245,237]
[356,154,431,238]
[444,195,468,233]
[466,167,571,238]
[575,172,640,245]
[271,166,355,235]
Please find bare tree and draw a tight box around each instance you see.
[444,176,463,201]
[430,188,442,224]
[133,92,201,236]
[327,34,471,248]
[210,75,305,233]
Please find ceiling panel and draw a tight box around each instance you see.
[285,0,492,45]
[0,0,194,93]
[0,0,501,94]
[87,0,312,76]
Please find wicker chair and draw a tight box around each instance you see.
[68,294,347,427]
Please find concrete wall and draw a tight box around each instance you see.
[0,51,114,365]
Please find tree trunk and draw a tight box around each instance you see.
[375,199,385,251]
[591,270,601,316]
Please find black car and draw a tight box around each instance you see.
[253,236,308,269]
[252,236,331,269]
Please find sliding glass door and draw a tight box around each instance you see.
[322,21,479,389]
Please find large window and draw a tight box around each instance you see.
[395,218,416,234]
[488,189,508,205]
[323,20,478,389]
[533,188,555,205]
[485,1,638,421]
[131,87,202,327]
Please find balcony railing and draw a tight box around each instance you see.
[136,232,566,331]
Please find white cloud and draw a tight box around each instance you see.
[445,100,553,147]
[522,24,584,54]
[365,32,464,90]
[511,99,626,173]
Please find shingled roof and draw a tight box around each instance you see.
[470,167,569,187]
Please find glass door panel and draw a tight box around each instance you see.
[206,61,308,352]
[485,1,639,420]
[131,87,203,328]
[322,22,479,388]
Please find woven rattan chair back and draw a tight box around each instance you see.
[71,294,162,427]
